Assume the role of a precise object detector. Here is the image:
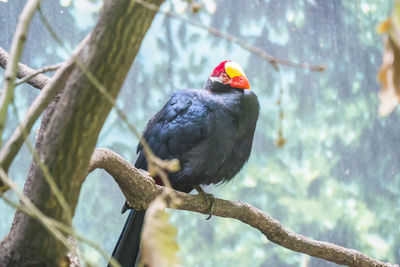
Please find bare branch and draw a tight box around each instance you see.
[0,0,42,146]
[0,35,90,174]
[88,148,397,267]
[134,0,327,72]
[0,46,49,89]
[15,62,62,86]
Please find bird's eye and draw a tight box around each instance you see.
[219,73,229,83]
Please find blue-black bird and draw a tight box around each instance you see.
[109,60,259,266]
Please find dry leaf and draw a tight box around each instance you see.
[377,18,391,34]
[378,37,400,116]
[275,136,287,147]
[141,196,180,267]
[377,1,400,116]
[191,2,202,14]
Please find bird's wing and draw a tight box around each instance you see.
[135,90,211,169]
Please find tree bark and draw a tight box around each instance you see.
[0,0,164,265]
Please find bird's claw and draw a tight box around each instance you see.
[194,185,215,220]
[121,201,131,214]
[205,194,215,220]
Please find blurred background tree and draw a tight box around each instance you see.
[0,0,397,266]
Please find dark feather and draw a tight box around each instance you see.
[137,87,259,191]
[111,81,259,267]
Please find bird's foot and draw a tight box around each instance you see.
[194,185,215,220]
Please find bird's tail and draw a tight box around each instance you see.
[108,209,146,267]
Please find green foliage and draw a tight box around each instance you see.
[1,0,399,266]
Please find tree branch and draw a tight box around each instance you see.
[0,0,42,147]
[88,148,397,267]
[0,35,89,174]
[135,0,327,72]
[15,62,62,87]
[0,46,49,90]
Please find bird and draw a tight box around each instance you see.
[109,60,260,267]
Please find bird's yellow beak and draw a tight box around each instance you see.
[224,61,250,89]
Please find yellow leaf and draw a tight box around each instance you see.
[377,18,391,34]
[377,0,400,116]
[378,36,400,116]
[141,196,180,267]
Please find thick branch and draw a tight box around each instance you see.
[88,148,397,267]
[0,46,49,90]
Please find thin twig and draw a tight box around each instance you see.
[15,62,62,86]
[0,46,49,89]
[38,8,65,47]
[0,0,42,148]
[134,0,327,72]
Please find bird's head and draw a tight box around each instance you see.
[205,60,250,92]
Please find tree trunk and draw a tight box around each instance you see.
[0,0,164,265]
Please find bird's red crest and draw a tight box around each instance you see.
[210,60,230,77]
